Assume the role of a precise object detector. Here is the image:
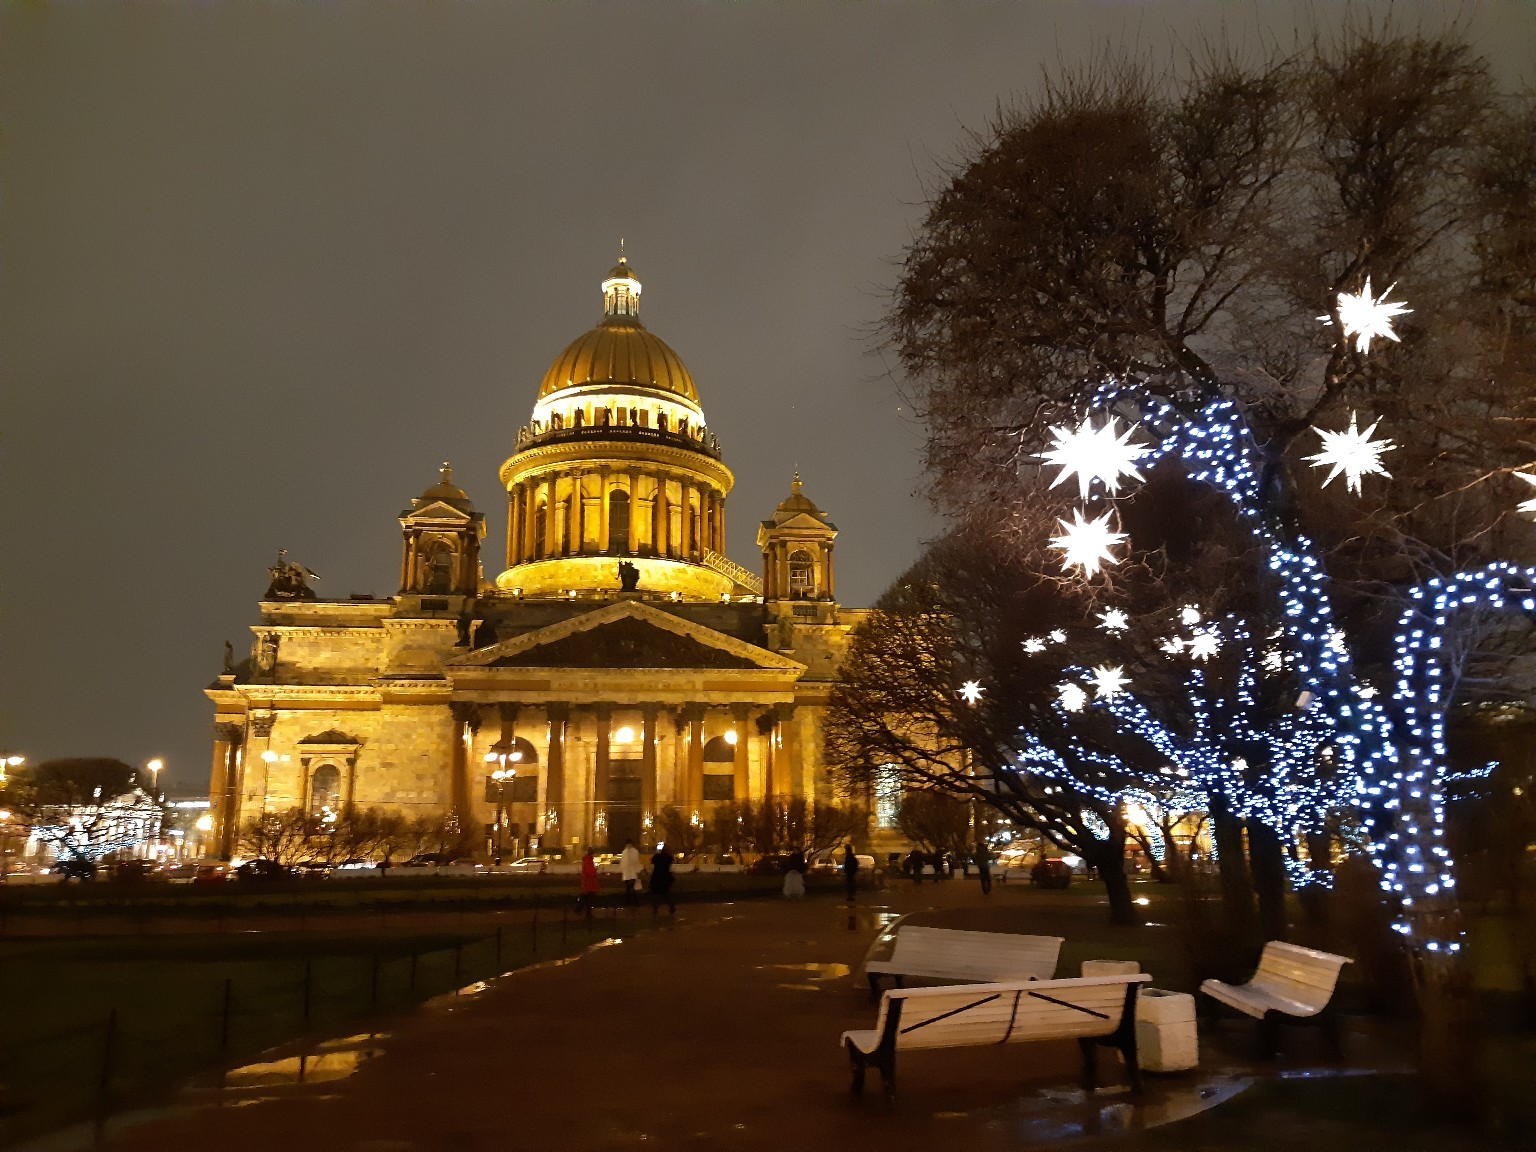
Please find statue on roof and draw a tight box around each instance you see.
[265,549,320,601]
[617,560,641,593]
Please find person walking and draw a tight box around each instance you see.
[649,841,676,915]
[576,847,600,918]
[620,839,642,906]
[782,848,807,899]
[840,843,860,903]
[906,848,925,885]
[975,840,993,896]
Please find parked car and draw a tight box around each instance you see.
[1030,858,1073,889]
[501,856,550,873]
[52,857,98,882]
[235,859,291,882]
[401,853,456,868]
[191,863,229,886]
[291,861,331,879]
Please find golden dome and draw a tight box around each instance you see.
[537,317,698,403]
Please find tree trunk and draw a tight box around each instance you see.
[1209,796,1256,939]
[1247,818,1290,941]
[1088,815,1140,926]
[1299,829,1333,925]
[1415,958,1484,1120]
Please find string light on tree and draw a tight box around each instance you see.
[1039,416,1150,498]
[1097,608,1130,634]
[1050,508,1127,577]
[1323,277,1412,354]
[1306,412,1396,495]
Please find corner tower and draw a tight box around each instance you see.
[496,256,749,600]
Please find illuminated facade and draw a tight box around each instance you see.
[205,257,864,858]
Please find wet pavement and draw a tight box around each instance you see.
[17,883,1409,1152]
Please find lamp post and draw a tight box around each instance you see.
[0,754,23,786]
[145,759,164,861]
[483,747,523,862]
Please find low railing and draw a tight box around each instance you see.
[703,550,763,595]
[512,423,722,461]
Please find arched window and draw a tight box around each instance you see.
[789,550,815,598]
[422,540,455,594]
[702,735,736,763]
[309,764,342,815]
[608,490,630,552]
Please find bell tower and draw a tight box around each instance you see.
[758,472,837,603]
[399,463,485,598]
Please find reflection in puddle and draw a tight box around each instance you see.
[222,1033,389,1091]
[763,962,851,981]
[983,1074,1253,1142]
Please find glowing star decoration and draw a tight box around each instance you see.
[1039,416,1150,498]
[1050,508,1127,577]
[1049,629,1068,644]
[1097,608,1130,634]
[958,680,985,705]
[1305,412,1396,495]
[1516,472,1536,518]
[1159,636,1186,656]
[1057,682,1089,713]
[1090,665,1131,700]
[1022,637,1047,654]
[1187,629,1222,661]
[1325,277,1411,354]
[1179,605,1201,626]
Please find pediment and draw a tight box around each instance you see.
[401,500,476,523]
[449,600,803,672]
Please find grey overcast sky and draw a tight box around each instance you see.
[2,2,1532,790]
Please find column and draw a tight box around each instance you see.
[732,706,749,803]
[782,706,803,797]
[209,723,239,859]
[641,705,658,838]
[598,470,612,554]
[400,531,414,591]
[594,704,612,847]
[536,477,552,560]
[626,472,641,554]
[525,480,541,562]
[715,492,726,553]
[506,487,519,568]
[545,705,567,846]
[824,544,835,599]
[652,475,666,557]
[686,707,705,813]
[449,703,478,832]
[564,473,579,556]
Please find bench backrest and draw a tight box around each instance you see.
[1250,941,1351,1012]
[874,974,1150,1052]
[887,927,1063,981]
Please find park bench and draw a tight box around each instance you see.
[842,973,1151,1101]
[1199,940,1352,1054]
[864,926,1063,998]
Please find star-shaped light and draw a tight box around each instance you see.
[1050,508,1127,577]
[1057,682,1089,713]
[958,680,985,705]
[1097,608,1130,634]
[1305,412,1396,495]
[1179,605,1201,626]
[1357,684,1378,701]
[1324,278,1411,354]
[1187,629,1221,661]
[1090,665,1131,699]
[1022,637,1047,654]
[1516,472,1536,518]
[1261,649,1285,672]
[1048,629,1068,644]
[1039,416,1150,498]
[1327,628,1349,654]
[1159,636,1186,656]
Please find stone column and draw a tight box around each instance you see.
[732,706,749,803]
[450,703,478,834]
[564,473,579,557]
[652,475,666,557]
[545,705,567,847]
[598,471,611,554]
[781,706,804,797]
[594,704,612,847]
[506,486,519,568]
[525,480,541,563]
[535,477,552,560]
[626,472,641,554]
[641,705,658,836]
[686,707,705,813]
[824,544,835,599]
[209,722,241,859]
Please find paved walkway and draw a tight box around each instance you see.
[78,881,1374,1152]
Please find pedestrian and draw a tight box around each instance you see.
[576,846,599,917]
[906,848,925,885]
[841,843,860,903]
[649,841,676,915]
[782,848,807,899]
[975,840,992,896]
[620,839,642,906]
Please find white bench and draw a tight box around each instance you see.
[863,926,1063,998]
[842,974,1151,1101]
[1200,940,1351,1054]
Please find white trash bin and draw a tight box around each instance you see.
[1135,988,1198,1072]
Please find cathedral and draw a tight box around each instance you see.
[205,256,866,860]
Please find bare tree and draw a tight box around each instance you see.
[0,759,152,864]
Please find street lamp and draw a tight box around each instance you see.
[483,747,523,861]
[145,759,165,860]
[0,754,23,785]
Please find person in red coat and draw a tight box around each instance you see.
[577,847,600,917]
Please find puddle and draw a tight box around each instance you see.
[216,1032,390,1095]
[761,962,851,981]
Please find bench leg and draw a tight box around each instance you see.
[1078,1038,1098,1092]
[847,1041,867,1097]
[1319,1005,1344,1058]
[1258,1013,1280,1060]
[867,973,885,1002]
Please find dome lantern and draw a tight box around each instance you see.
[601,255,642,320]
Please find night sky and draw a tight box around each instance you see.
[3,3,1531,791]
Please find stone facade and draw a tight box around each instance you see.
[205,257,867,859]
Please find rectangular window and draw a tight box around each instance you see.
[875,764,902,830]
[702,774,735,802]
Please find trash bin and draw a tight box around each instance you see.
[1136,988,1198,1072]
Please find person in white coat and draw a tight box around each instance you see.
[620,840,642,905]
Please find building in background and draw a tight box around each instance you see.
[205,257,866,859]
